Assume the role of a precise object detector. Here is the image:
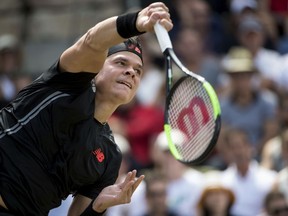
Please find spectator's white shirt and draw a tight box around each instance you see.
[254,48,282,86]
[276,167,288,202]
[0,75,16,100]
[221,161,277,216]
[278,54,288,91]
[167,169,204,216]
[106,169,204,216]
[136,68,164,106]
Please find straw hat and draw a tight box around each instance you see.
[198,170,235,208]
[222,46,255,73]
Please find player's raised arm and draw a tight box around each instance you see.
[59,2,172,74]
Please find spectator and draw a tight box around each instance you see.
[0,34,19,108]
[12,73,33,94]
[271,129,288,202]
[150,130,204,216]
[197,170,235,216]
[110,97,164,171]
[107,129,204,216]
[276,17,288,55]
[173,27,223,91]
[259,0,288,56]
[278,92,288,129]
[106,133,147,216]
[172,0,229,54]
[229,0,278,49]
[261,189,288,216]
[135,33,165,107]
[142,169,179,216]
[278,54,288,93]
[220,127,277,216]
[229,0,258,15]
[261,127,288,172]
[237,15,282,93]
[220,46,278,155]
[274,166,288,204]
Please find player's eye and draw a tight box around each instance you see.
[116,61,126,66]
[135,68,142,76]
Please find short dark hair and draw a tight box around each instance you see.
[264,189,286,210]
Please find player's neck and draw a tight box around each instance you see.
[94,100,118,124]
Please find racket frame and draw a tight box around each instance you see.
[155,22,221,165]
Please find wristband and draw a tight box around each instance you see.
[116,11,145,38]
[80,200,106,216]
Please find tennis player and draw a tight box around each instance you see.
[0,2,173,216]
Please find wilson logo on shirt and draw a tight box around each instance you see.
[92,148,105,162]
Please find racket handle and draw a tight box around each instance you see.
[154,22,173,53]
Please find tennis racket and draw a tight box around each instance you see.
[154,22,221,165]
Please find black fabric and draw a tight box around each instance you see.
[0,206,14,216]
[116,11,145,38]
[80,200,105,216]
[0,61,122,215]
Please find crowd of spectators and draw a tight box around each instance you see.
[1,0,288,215]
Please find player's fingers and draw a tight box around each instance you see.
[119,171,132,189]
[159,19,173,32]
[130,170,137,180]
[147,7,170,17]
[121,170,138,191]
[149,10,170,21]
[126,184,134,199]
[132,175,145,193]
[121,180,135,204]
[119,170,137,189]
[146,12,172,32]
[147,2,169,12]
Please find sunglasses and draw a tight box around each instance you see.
[270,206,288,215]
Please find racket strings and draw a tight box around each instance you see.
[168,77,216,162]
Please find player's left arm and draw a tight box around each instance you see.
[67,170,144,216]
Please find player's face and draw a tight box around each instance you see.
[95,51,143,105]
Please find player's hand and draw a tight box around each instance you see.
[136,2,173,33]
[92,170,145,213]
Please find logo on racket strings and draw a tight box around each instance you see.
[177,97,210,138]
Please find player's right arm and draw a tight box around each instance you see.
[59,2,172,74]
[59,16,121,74]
